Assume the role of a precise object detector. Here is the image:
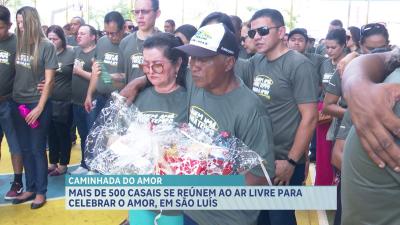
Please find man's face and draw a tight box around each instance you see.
[134,0,159,32]
[288,34,307,53]
[164,22,174,33]
[104,21,124,44]
[70,18,81,35]
[0,21,11,40]
[77,26,94,48]
[189,55,229,91]
[250,17,284,55]
[124,20,134,33]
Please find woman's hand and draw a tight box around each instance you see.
[25,105,43,125]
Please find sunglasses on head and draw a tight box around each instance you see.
[360,23,386,36]
[248,26,280,39]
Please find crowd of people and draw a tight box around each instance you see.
[0,0,399,224]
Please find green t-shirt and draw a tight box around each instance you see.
[185,73,275,225]
[341,70,400,225]
[238,45,251,59]
[315,43,326,56]
[13,40,58,104]
[336,110,352,140]
[319,58,336,101]
[305,52,325,85]
[72,47,95,105]
[325,71,347,140]
[0,33,16,97]
[52,47,75,101]
[66,35,78,47]
[117,32,145,83]
[95,36,120,94]
[133,86,187,124]
[235,50,318,163]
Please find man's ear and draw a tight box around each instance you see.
[224,56,236,72]
[278,26,286,40]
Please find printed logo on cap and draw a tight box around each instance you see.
[190,24,225,53]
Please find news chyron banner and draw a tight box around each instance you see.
[65,175,336,210]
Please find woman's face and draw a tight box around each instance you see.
[346,30,355,48]
[47,32,63,50]
[325,39,345,61]
[16,14,24,33]
[142,47,179,89]
[361,34,388,54]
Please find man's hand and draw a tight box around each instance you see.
[92,61,101,78]
[273,160,295,185]
[347,82,400,172]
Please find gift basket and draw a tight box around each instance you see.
[84,92,272,225]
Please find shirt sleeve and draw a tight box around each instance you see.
[43,42,59,69]
[234,57,255,89]
[325,71,342,97]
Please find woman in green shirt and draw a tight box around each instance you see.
[11,6,58,209]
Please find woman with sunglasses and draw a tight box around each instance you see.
[315,28,347,186]
[11,6,58,209]
[346,26,360,53]
[132,32,188,124]
[360,23,390,54]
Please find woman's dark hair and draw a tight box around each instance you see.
[174,24,197,42]
[46,25,66,49]
[326,27,346,46]
[360,23,389,45]
[143,33,188,87]
[199,12,235,33]
[348,26,360,49]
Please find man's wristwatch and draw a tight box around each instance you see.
[286,157,298,167]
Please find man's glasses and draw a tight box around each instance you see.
[132,9,153,16]
[360,23,386,36]
[248,26,280,39]
[140,62,166,74]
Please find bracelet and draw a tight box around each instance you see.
[287,158,298,167]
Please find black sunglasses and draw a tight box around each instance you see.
[248,26,280,39]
